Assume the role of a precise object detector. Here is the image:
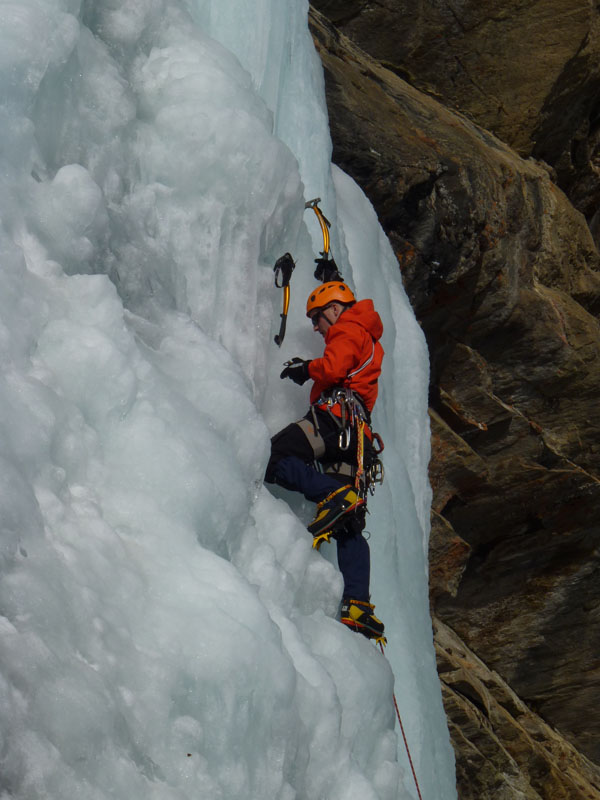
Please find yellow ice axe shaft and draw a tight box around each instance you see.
[305,198,331,258]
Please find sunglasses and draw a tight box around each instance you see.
[310,304,333,326]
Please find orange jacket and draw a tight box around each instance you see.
[308,299,384,413]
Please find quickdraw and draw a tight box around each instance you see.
[273,252,295,347]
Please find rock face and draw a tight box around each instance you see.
[310,0,600,232]
[308,6,600,798]
[436,618,600,800]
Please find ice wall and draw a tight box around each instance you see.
[0,1,456,798]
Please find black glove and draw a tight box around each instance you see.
[314,257,343,283]
[280,357,311,385]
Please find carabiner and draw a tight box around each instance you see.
[339,427,351,451]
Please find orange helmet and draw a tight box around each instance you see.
[306,281,356,317]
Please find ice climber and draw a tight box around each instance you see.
[265,280,386,642]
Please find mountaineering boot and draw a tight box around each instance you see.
[307,484,364,539]
[341,599,386,644]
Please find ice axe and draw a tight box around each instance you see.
[273,252,295,346]
[306,198,343,282]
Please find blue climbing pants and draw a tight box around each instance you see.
[265,409,371,602]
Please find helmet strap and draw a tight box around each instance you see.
[321,307,335,326]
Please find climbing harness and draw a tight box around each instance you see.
[379,641,425,800]
[314,387,385,494]
[314,337,385,498]
[309,388,384,554]
[316,388,368,448]
[273,252,295,347]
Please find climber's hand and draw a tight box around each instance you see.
[280,357,311,385]
[314,257,343,283]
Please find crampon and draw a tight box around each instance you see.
[340,598,387,645]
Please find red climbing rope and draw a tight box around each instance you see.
[379,641,424,800]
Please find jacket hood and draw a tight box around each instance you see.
[341,299,383,341]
